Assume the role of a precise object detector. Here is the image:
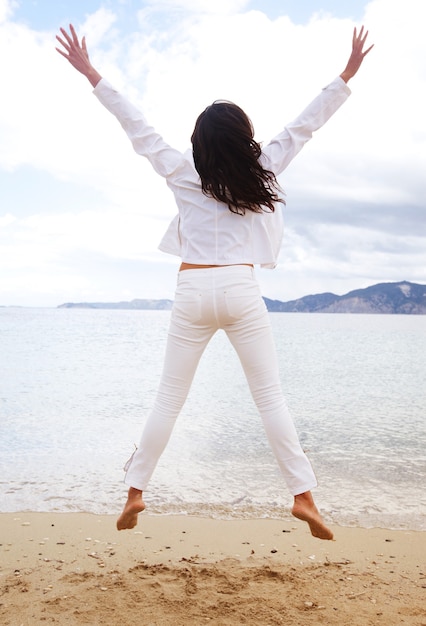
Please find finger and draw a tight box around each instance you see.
[362,43,374,57]
[55,34,70,51]
[70,23,79,45]
[55,47,69,58]
[59,27,73,46]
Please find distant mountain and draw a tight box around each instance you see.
[58,281,426,314]
[264,281,426,314]
[58,298,173,310]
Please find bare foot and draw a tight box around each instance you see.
[291,491,334,540]
[116,487,146,530]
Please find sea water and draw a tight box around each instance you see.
[0,307,425,530]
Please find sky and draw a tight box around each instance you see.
[1,0,425,307]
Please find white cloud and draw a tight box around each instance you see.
[0,0,14,23]
[79,7,117,45]
[141,0,249,16]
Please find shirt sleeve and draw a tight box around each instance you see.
[261,76,351,175]
[93,79,185,179]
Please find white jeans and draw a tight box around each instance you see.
[125,265,317,496]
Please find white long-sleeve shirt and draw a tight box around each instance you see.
[94,76,351,268]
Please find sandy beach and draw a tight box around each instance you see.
[1,513,425,625]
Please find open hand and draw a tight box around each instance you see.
[56,24,101,87]
[340,26,374,83]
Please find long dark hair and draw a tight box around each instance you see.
[191,101,284,215]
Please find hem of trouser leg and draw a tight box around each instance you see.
[124,475,148,491]
[289,480,318,497]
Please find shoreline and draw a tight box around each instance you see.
[1,505,423,532]
[1,512,425,625]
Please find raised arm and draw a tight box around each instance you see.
[56,24,102,88]
[56,24,184,180]
[340,25,374,83]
